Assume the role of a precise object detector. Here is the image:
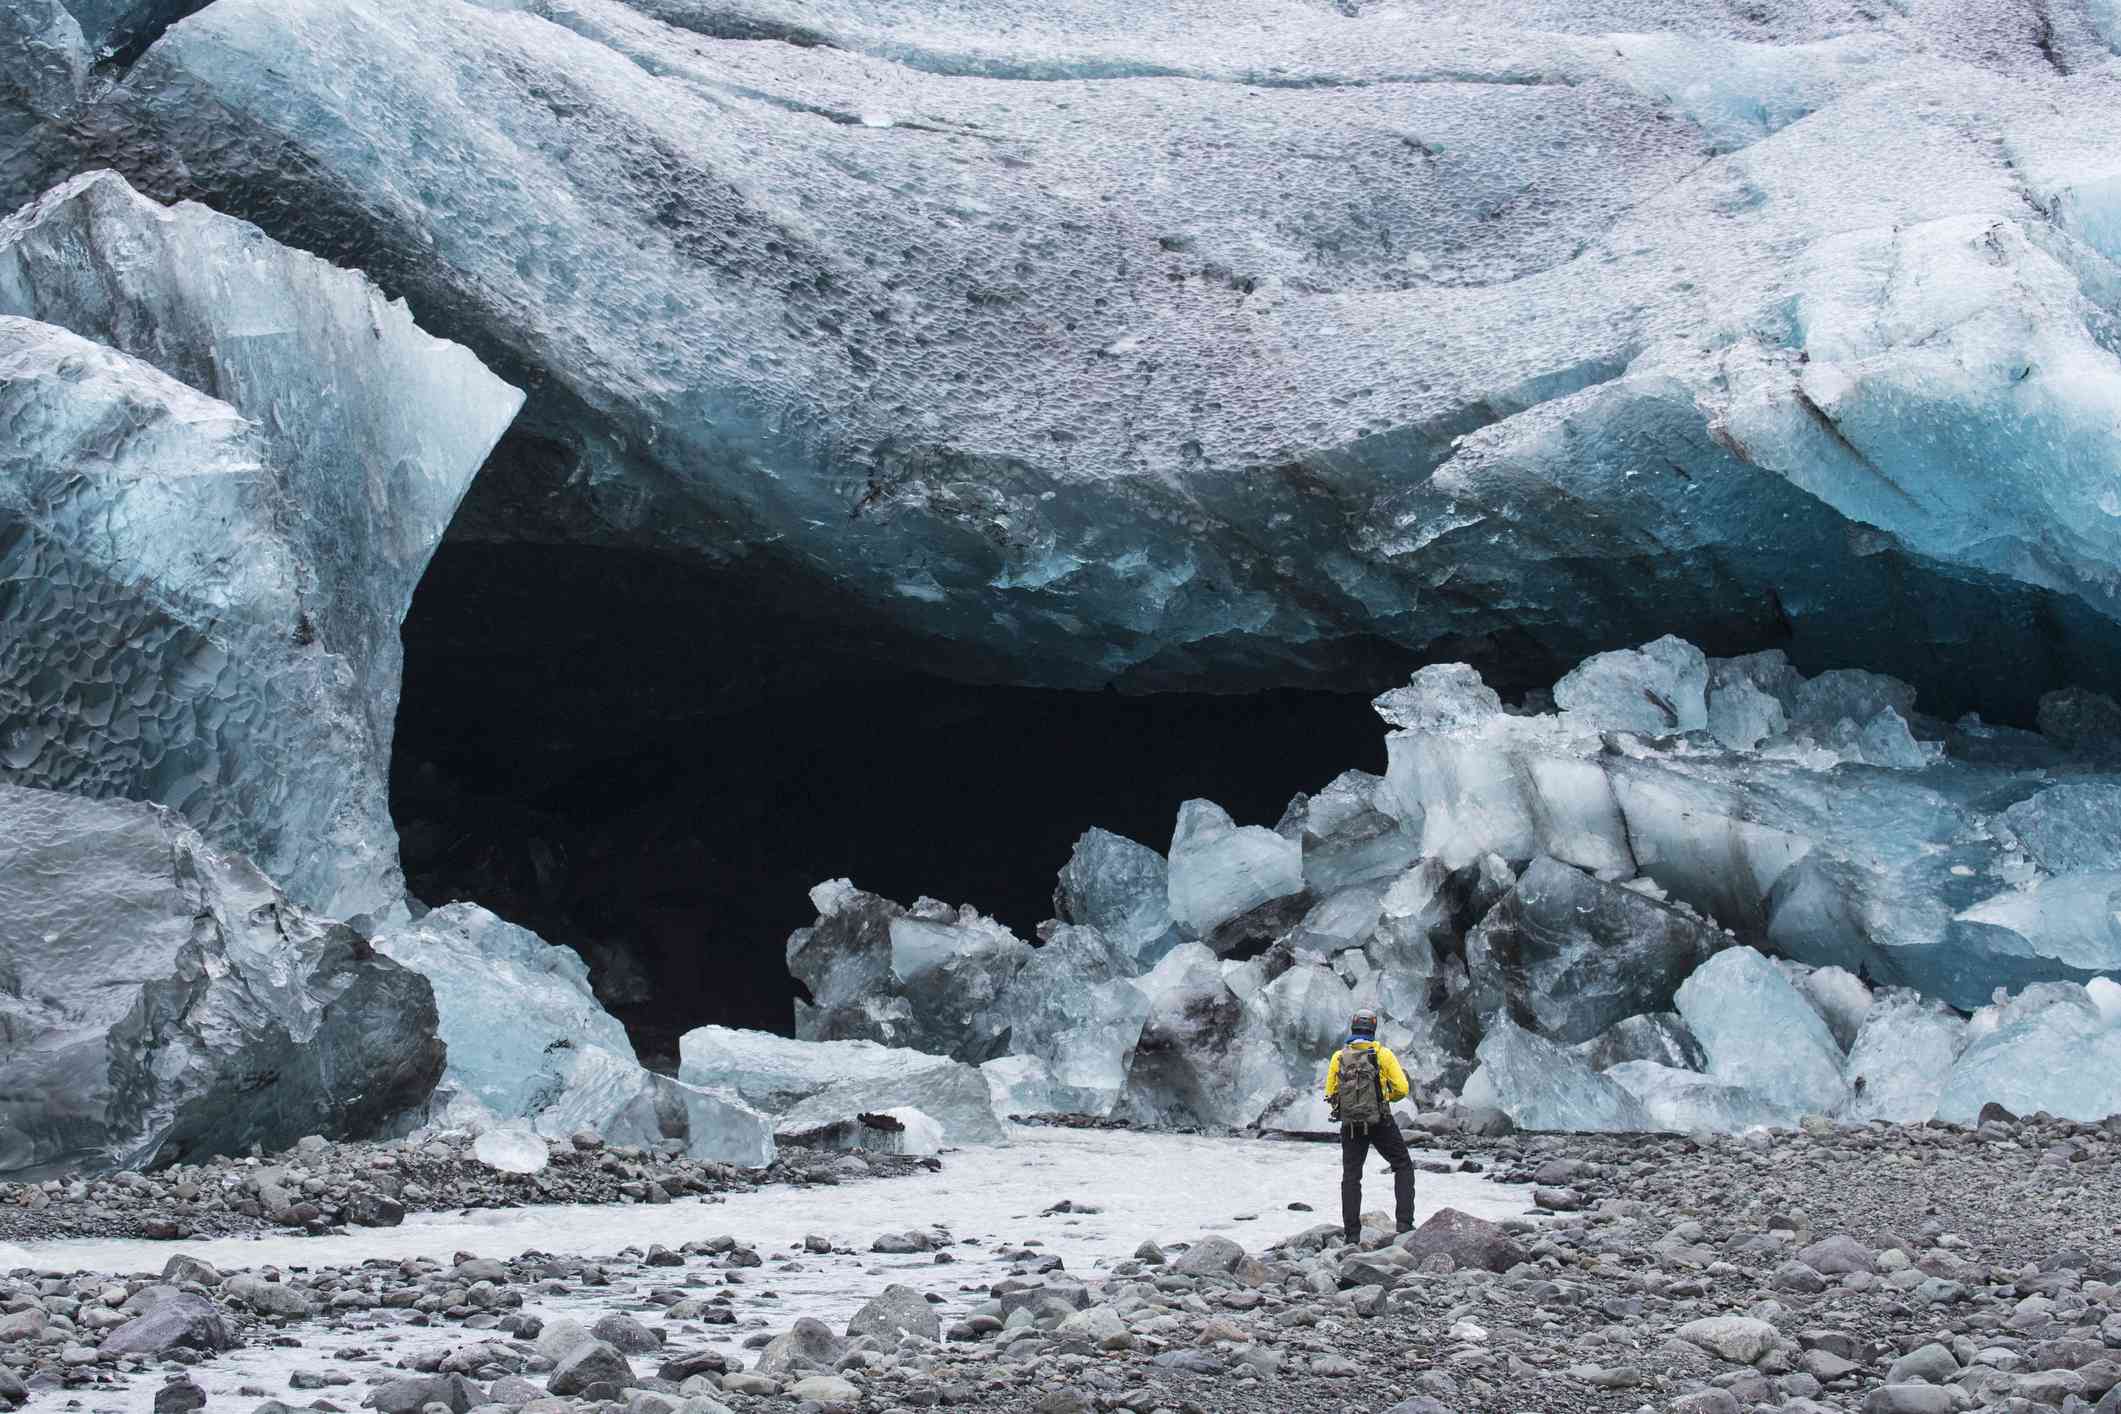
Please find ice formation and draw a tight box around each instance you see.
[0,784,443,1178]
[785,636,2121,1134]
[374,905,775,1167]
[789,882,1030,1060]
[1165,800,1304,945]
[0,171,520,919]
[7,0,2120,709]
[676,1027,1006,1146]
[1676,949,1851,1117]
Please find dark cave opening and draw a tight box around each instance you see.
[390,543,1390,1068]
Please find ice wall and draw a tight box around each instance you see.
[0,171,521,919]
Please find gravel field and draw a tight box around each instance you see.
[3,1112,2118,1414]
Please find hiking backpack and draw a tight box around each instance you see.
[1336,1045,1386,1126]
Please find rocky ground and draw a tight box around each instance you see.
[4,1112,2120,1414]
[0,1133,934,1244]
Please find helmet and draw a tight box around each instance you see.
[1349,1007,1379,1036]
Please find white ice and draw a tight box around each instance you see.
[1675,948,1850,1117]
[1166,799,1303,941]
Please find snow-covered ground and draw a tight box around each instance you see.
[9,1127,1530,1412]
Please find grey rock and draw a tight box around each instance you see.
[1887,1344,1962,1384]
[846,1284,940,1344]
[590,1313,660,1355]
[1398,1208,1525,1274]
[97,1294,232,1358]
[0,786,444,1178]
[370,1375,478,1414]
[1865,1387,1956,1414]
[755,1318,848,1381]
[546,1341,637,1398]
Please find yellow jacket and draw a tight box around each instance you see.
[1324,1040,1410,1104]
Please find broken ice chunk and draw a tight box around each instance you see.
[530,1045,777,1167]
[1571,1012,1707,1073]
[983,1054,1062,1118]
[1289,882,1389,954]
[1116,943,1287,1129]
[472,1127,550,1174]
[1824,708,1928,770]
[1675,948,1850,1116]
[678,1026,1005,1145]
[1955,872,2121,975]
[373,902,633,1119]
[1998,782,2121,874]
[1053,827,1180,964]
[1460,1020,1653,1132]
[1552,635,1708,737]
[1781,962,1872,1052]
[1464,857,1725,1044]
[787,884,1031,1059]
[987,925,1150,1116]
[1842,991,1967,1123]
[1298,771,1422,892]
[1791,669,1918,732]
[1935,982,2121,1125]
[1372,663,1503,732]
[1604,1062,1797,1133]
[1706,674,1788,752]
[1166,799,1304,943]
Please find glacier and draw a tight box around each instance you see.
[776,635,2121,1135]
[1,0,2117,714]
[0,784,443,1179]
[0,171,520,920]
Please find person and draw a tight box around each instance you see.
[1324,1006,1414,1244]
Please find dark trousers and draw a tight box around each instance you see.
[1340,1119,1414,1241]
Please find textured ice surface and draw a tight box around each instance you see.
[984,925,1150,1116]
[1936,982,2121,1125]
[1842,991,1968,1124]
[1465,856,1724,1044]
[1604,1061,1797,1134]
[373,904,632,1119]
[789,883,1031,1060]
[981,1055,1061,1119]
[1785,964,1873,1053]
[1116,943,1286,1129]
[472,1127,550,1176]
[1572,1013,1706,1074]
[678,1027,1004,1146]
[531,1047,777,1167]
[1167,799,1305,943]
[1297,772,1422,894]
[1462,1021,1652,1134]
[1553,636,1709,737]
[1676,948,1849,1117]
[0,172,520,918]
[0,785,442,1178]
[1052,828,1178,965]
[24,0,2121,707]
[1999,783,2121,874]
[1377,651,2121,1008]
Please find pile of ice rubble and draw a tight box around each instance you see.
[756,635,2121,1138]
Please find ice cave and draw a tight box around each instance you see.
[4,1,2121,1407]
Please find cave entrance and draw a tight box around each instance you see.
[391,542,1389,1069]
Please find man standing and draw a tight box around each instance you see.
[1324,1007,1414,1244]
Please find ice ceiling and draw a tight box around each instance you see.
[9,0,2121,718]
